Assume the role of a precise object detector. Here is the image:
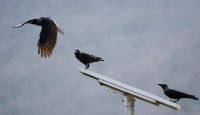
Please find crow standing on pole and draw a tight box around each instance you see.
[75,50,104,69]
[13,17,64,58]
[158,84,198,102]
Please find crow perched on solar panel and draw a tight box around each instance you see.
[158,84,198,102]
[13,17,64,58]
[75,50,104,69]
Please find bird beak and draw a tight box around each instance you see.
[158,84,166,89]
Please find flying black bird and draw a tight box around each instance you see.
[13,17,64,58]
[158,84,198,102]
[75,50,104,69]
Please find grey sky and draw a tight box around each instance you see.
[0,0,200,115]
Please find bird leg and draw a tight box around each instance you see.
[87,64,90,69]
[85,64,89,69]
[175,99,180,102]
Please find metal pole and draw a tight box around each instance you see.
[123,95,135,115]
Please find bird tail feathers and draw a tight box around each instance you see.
[95,57,104,61]
[189,95,198,100]
[99,59,104,61]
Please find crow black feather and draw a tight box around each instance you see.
[158,84,198,102]
[75,50,104,69]
[13,17,64,58]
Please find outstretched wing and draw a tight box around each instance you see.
[37,20,57,58]
[13,23,27,28]
[13,19,32,28]
[13,17,38,28]
[52,20,64,35]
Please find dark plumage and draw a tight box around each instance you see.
[75,50,104,69]
[13,17,64,58]
[158,84,198,102]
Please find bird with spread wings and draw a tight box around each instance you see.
[13,17,64,58]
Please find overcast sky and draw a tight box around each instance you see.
[0,0,200,115]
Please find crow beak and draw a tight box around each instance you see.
[158,84,166,89]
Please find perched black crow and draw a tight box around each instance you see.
[13,17,64,58]
[158,84,198,102]
[75,50,104,69]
